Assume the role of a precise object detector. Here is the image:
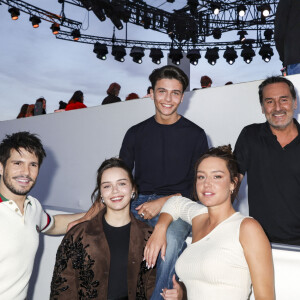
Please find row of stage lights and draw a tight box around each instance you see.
[94,43,274,66]
[208,2,271,18]
[7,5,274,66]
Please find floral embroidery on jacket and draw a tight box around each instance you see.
[50,235,99,299]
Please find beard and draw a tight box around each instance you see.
[2,172,36,196]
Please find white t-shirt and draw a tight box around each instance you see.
[0,194,54,300]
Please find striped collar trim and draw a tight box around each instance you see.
[0,193,31,205]
[0,193,9,203]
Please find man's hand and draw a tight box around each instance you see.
[136,196,167,219]
[67,201,104,232]
[160,275,183,300]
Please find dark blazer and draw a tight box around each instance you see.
[50,210,155,300]
[275,0,300,66]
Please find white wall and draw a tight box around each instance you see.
[1,75,300,299]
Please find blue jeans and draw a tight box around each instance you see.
[287,63,300,75]
[131,194,191,299]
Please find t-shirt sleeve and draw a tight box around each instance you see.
[119,127,135,171]
[40,210,54,233]
[194,129,209,161]
[234,127,249,175]
[161,196,208,224]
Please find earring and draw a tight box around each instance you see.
[131,192,136,200]
[100,196,105,204]
[230,190,233,194]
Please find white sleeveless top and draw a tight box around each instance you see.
[161,197,252,300]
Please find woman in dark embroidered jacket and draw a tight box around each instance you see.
[50,158,156,300]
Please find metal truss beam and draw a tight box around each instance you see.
[0,0,82,29]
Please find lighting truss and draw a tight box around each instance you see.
[1,0,279,65]
[66,0,279,43]
[0,0,81,29]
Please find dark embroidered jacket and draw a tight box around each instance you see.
[50,210,155,300]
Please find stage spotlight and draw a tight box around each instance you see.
[81,0,92,10]
[112,45,126,62]
[259,44,274,62]
[111,15,123,30]
[212,28,221,39]
[169,48,183,65]
[241,44,255,64]
[142,15,151,29]
[30,16,41,28]
[205,47,219,65]
[121,9,131,23]
[237,4,246,17]
[8,7,20,20]
[50,23,60,35]
[211,2,221,15]
[130,47,145,64]
[258,4,271,17]
[188,0,199,16]
[187,49,201,66]
[237,30,247,42]
[93,42,108,60]
[71,29,81,41]
[93,9,106,22]
[150,48,164,65]
[223,46,238,65]
[264,29,273,41]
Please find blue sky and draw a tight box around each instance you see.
[0,0,282,121]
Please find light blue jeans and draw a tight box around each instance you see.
[131,194,191,299]
[287,63,300,75]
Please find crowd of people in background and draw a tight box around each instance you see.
[15,77,234,119]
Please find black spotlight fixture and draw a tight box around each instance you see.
[150,48,164,65]
[112,45,126,62]
[50,23,60,35]
[111,16,123,30]
[120,9,131,23]
[264,29,273,41]
[187,48,201,65]
[8,7,20,20]
[93,9,106,22]
[237,4,247,17]
[223,46,238,65]
[237,30,247,42]
[258,4,271,17]
[93,42,108,60]
[169,48,183,65]
[71,29,81,41]
[130,47,145,64]
[212,28,222,39]
[259,44,274,62]
[211,2,221,15]
[205,47,219,65]
[30,16,41,28]
[241,44,255,64]
[188,0,199,16]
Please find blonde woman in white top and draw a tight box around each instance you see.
[144,145,275,300]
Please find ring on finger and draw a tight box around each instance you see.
[140,213,145,218]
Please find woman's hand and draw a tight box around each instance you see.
[144,224,167,267]
[160,275,183,300]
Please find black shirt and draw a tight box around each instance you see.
[103,216,131,299]
[102,95,121,105]
[234,119,300,244]
[119,116,208,198]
